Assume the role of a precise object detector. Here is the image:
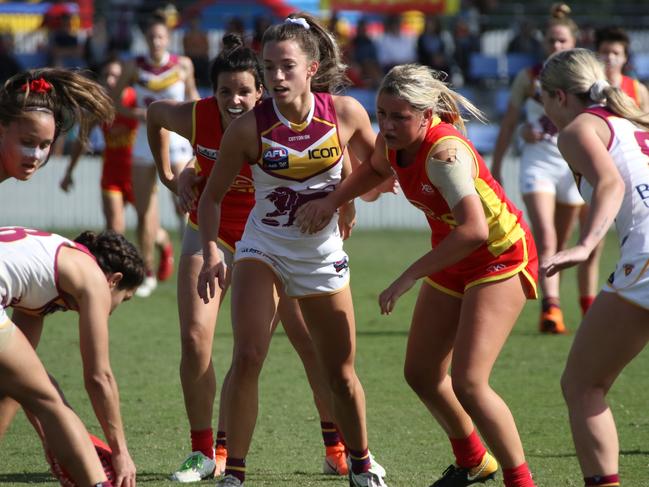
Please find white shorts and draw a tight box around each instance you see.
[180,226,234,267]
[0,315,15,352]
[234,240,350,298]
[132,126,194,167]
[519,140,584,205]
[603,253,649,310]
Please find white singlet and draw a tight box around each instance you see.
[0,228,83,323]
[581,107,649,307]
[132,53,193,165]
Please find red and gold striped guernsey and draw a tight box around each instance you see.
[388,117,538,292]
[190,97,254,250]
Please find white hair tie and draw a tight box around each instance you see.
[284,17,310,30]
[589,79,610,102]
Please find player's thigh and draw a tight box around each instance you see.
[405,282,462,380]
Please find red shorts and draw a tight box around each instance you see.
[425,232,538,298]
[101,157,134,204]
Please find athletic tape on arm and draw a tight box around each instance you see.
[425,138,477,209]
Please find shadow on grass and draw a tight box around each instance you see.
[0,471,53,483]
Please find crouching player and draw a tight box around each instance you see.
[0,227,144,487]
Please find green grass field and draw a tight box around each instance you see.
[1,230,648,486]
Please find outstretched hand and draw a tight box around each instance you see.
[378,274,417,315]
[112,449,137,487]
[197,257,228,304]
[338,201,356,240]
[542,245,591,277]
[60,173,73,192]
[176,168,204,213]
[295,198,337,234]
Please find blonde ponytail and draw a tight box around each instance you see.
[379,64,486,135]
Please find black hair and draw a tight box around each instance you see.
[74,230,145,289]
[594,26,630,56]
[209,33,263,91]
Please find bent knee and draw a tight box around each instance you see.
[326,369,357,399]
[560,370,608,405]
[451,376,485,409]
[404,363,444,398]
[231,346,268,377]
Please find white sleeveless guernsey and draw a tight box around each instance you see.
[132,53,193,164]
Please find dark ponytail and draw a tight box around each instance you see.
[74,230,145,289]
[209,33,263,91]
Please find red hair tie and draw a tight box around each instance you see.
[21,78,53,94]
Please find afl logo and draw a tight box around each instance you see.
[263,147,289,170]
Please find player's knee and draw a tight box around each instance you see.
[180,325,212,357]
[231,346,267,378]
[451,375,483,410]
[326,368,356,399]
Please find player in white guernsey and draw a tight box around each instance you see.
[0,228,145,487]
[540,48,649,487]
[198,14,388,487]
[491,4,603,334]
[111,13,199,297]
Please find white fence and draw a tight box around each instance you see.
[0,155,523,231]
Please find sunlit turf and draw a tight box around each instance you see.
[2,230,648,486]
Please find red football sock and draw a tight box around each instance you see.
[449,430,487,468]
[580,295,595,315]
[190,428,214,459]
[503,462,535,487]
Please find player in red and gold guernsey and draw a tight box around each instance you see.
[61,58,139,233]
[298,64,539,487]
[595,26,649,111]
[147,33,350,482]
[197,14,388,487]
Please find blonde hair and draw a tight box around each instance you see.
[262,12,349,94]
[378,64,486,134]
[547,3,579,39]
[540,48,649,131]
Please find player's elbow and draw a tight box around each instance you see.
[84,370,115,397]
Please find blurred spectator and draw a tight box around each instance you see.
[595,26,649,110]
[507,19,543,60]
[250,15,271,53]
[375,14,416,73]
[452,16,481,80]
[348,17,382,88]
[0,34,22,84]
[183,15,210,88]
[578,22,595,50]
[417,15,453,75]
[48,12,84,68]
[84,16,109,74]
[107,0,137,53]
[225,16,245,40]
[41,0,74,33]
[328,11,349,50]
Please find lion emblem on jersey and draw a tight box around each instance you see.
[262,186,334,227]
